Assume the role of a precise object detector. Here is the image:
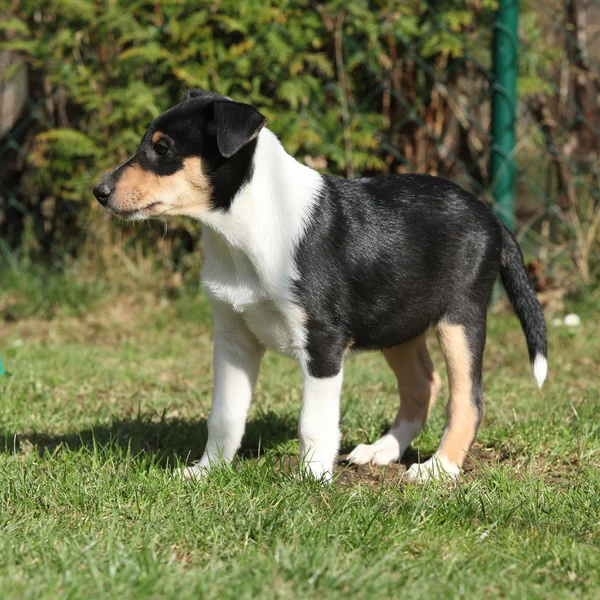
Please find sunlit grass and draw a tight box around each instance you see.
[0,286,598,599]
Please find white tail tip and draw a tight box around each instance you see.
[533,354,547,389]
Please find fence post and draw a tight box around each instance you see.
[491,0,519,232]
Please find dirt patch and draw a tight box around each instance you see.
[334,459,406,488]
[333,445,498,489]
[330,442,542,489]
[265,445,501,490]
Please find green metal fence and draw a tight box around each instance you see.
[491,0,519,232]
[1,0,599,280]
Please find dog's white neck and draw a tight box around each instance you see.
[201,129,323,290]
[203,129,321,249]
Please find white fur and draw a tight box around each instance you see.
[403,453,460,483]
[185,129,337,479]
[533,354,547,389]
[200,129,322,364]
[348,419,423,466]
[299,369,344,480]
[183,300,263,480]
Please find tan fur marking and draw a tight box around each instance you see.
[435,322,478,465]
[151,131,164,144]
[383,335,442,425]
[111,157,212,218]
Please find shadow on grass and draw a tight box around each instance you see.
[0,412,430,484]
[0,410,299,467]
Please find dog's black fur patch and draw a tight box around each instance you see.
[293,174,507,378]
[96,90,265,212]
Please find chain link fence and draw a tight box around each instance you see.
[517,0,600,284]
[1,0,599,283]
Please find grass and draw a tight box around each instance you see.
[1,281,599,599]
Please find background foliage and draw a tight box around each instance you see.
[0,0,599,285]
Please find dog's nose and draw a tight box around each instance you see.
[93,182,112,206]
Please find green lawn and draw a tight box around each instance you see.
[0,286,599,599]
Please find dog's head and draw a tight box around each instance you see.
[93,89,266,220]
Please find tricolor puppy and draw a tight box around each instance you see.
[94,89,547,482]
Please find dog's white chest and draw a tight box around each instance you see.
[201,231,306,357]
[206,287,303,356]
[239,301,301,355]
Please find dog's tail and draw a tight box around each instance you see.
[499,224,548,389]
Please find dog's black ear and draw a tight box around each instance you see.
[213,100,267,159]
[182,89,205,102]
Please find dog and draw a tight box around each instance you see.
[94,89,547,482]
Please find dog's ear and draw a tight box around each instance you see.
[182,88,205,102]
[213,100,267,159]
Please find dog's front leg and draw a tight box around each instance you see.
[183,301,263,480]
[299,361,344,481]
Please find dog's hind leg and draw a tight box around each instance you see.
[348,335,442,466]
[404,316,485,482]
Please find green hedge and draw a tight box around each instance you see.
[0,0,561,267]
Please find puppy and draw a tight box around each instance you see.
[94,89,547,482]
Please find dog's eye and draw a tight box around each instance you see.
[154,140,170,156]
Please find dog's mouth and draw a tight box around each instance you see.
[106,202,162,220]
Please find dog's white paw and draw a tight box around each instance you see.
[299,459,334,483]
[175,464,207,481]
[347,435,400,466]
[403,454,460,483]
[306,465,334,483]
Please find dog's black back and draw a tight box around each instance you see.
[295,174,503,376]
